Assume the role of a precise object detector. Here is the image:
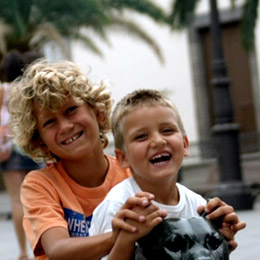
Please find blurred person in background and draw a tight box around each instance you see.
[0,50,45,260]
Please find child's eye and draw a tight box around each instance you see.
[162,128,175,134]
[66,106,78,114]
[43,119,55,128]
[135,134,148,141]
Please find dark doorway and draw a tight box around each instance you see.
[189,9,260,155]
[199,20,257,134]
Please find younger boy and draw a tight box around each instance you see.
[89,89,246,259]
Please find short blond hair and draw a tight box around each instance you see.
[8,59,112,162]
[111,89,186,151]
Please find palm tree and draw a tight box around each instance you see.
[0,0,170,62]
[168,0,258,51]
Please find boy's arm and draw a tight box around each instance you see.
[41,227,114,260]
[108,204,167,260]
[108,230,136,260]
[41,192,158,260]
[198,197,246,252]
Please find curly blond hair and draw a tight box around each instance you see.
[8,59,112,162]
[111,89,186,151]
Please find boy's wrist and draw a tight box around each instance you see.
[107,231,117,248]
[118,230,138,246]
[108,231,136,260]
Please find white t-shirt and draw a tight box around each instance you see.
[89,176,207,237]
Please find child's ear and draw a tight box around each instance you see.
[183,135,189,157]
[38,140,50,153]
[95,110,105,123]
[41,145,50,153]
[114,148,130,168]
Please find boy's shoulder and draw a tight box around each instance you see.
[23,163,62,184]
[21,163,80,200]
[103,176,137,202]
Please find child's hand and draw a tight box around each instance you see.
[111,192,155,241]
[111,203,167,253]
[111,192,168,241]
[123,203,167,243]
[197,197,246,252]
[108,198,167,260]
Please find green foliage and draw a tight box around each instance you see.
[0,0,169,61]
[241,0,259,51]
[101,0,168,23]
[168,0,200,28]
[169,0,259,51]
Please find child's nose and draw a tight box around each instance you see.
[150,133,166,148]
[58,119,73,133]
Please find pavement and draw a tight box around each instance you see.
[0,191,260,260]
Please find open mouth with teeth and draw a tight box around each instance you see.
[150,152,172,166]
[62,131,83,145]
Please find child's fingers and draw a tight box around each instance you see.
[124,209,167,237]
[113,206,167,234]
[221,212,239,223]
[204,197,227,213]
[135,191,155,200]
[112,216,138,233]
[112,209,142,233]
[221,212,246,231]
[130,207,167,231]
[231,221,247,233]
[205,201,234,220]
[145,209,168,222]
[116,204,163,224]
[132,203,159,215]
[204,197,246,230]
[219,225,234,241]
[115,208,146,223]
[112,195,159,234]
[227,240,238,252]
[197,205,205,215]
[145,215,164,230]
[197,197,227,216]
[112,209,153,234]
[131,204,167,221]
[120,196,153,210]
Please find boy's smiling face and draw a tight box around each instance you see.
[115,104,189,188]
[35,97,103,161]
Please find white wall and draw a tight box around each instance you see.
[71,9,198,143]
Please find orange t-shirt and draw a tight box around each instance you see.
[21,155,131,259]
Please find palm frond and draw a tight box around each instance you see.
[168,0,200,28]
[102,0,168,24]
[69,30,104,57]
[29,23,70,58]
[31,0,109,34]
